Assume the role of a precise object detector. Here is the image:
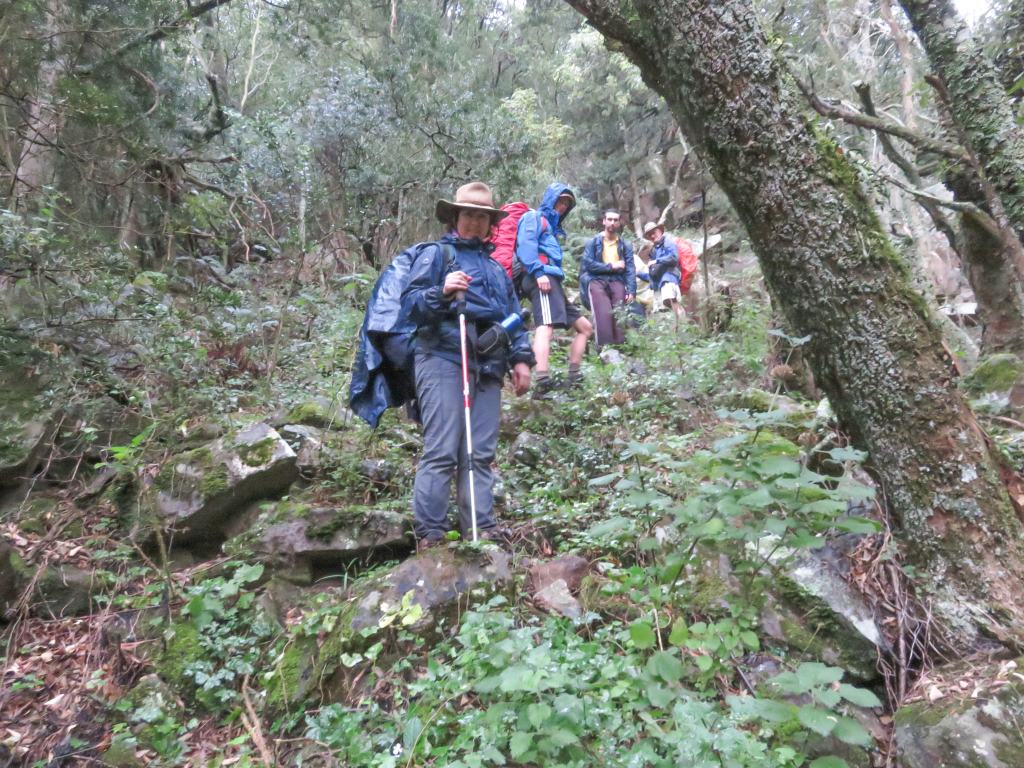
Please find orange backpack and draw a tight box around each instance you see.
[677,238,699,292]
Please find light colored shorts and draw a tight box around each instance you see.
[659,282,681,306]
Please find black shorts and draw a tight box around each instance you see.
[520,273,582,329]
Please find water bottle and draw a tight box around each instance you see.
[477,313,524,354]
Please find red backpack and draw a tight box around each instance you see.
[490,202,548,280]
[677,238,699,292]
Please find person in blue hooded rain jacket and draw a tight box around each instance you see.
[515,182,593,393]
[402,182,535,551]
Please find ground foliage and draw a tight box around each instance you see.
[4,0,1024,765]
[1,247,897,766]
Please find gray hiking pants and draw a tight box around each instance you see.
[412,354,501,540]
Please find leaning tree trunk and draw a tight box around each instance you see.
[565,0,1024,650]
[898,0,1024,247]
[944,170,1024,356]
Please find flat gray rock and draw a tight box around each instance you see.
[145,423,298,544]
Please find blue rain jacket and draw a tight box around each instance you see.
[515,182,575,280]
[402,233,534,380]
[349,241,450,428]
[648,234,681,289]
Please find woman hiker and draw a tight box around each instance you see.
[401,181,535,551]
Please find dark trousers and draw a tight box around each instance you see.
[412,354,501,540]
[588,279,627,348]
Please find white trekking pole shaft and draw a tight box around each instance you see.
[457,296,479,542]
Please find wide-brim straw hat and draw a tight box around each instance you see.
[435,181,509,224]
[643,221,663,238]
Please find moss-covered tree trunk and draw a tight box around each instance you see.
[898,0,1024,245]
[995,0,1024,96]
[944,170,1024,356]
[565,0,1024,650]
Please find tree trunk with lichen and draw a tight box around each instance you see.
[944,170,1024,356]
[995,0,1024,97]
[565,0,1024,651]
[898,0,1024,246]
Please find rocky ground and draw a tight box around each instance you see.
[2,248,1024,767]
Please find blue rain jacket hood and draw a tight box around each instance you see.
[538,182,575,237]
[514,182,575,280]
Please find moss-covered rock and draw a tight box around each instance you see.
[962,354,1024,395]
[157,620,204,694]
[279,424,324,473]
[715,388,818,442]
[141,422,298,545]
[895,657,1024,767]
[0,369,54,487]
[14,495,59,535]
[231,501,412,584]
[32,563,97,618]
[265,546,512,713]
[0,539,34,618]
[760,544,886,683]
[283,397,353,429]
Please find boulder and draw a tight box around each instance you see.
[715,389,818,442]
[266,547,512,710]
[58,396,147,463]
[279,423,323,473]
[511,432,549,467]
[962,353,1024,414]
[760,540,886,683]
[144,423,298,544]
[359,458,398,488]
[894,657,1024,768]
[0,343,57,481]
[13,494,60,534]
[247,503,412,583]
[33,563,95,617]
[281,397,354,429]
[346,546,512,635]
[0,362,53,487]
[529,554,590,593]
[534,578,582,619]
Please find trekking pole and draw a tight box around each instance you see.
[455,291,479,542]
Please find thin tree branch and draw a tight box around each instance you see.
[854,82,961,252]
[794,75,969,163]
[76,0,237,75]
[879,171,1002,240]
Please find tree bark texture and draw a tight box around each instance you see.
[565,0,1024,649]
[944,170,1024,356]
[898,0,1024,244]
[995,0,1024,96]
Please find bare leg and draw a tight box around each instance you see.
[533,323,553,373]
[569,316,592,366]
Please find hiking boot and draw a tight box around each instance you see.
[531,375,558,400]
[567,370,584,390]
[416,536,445,554]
